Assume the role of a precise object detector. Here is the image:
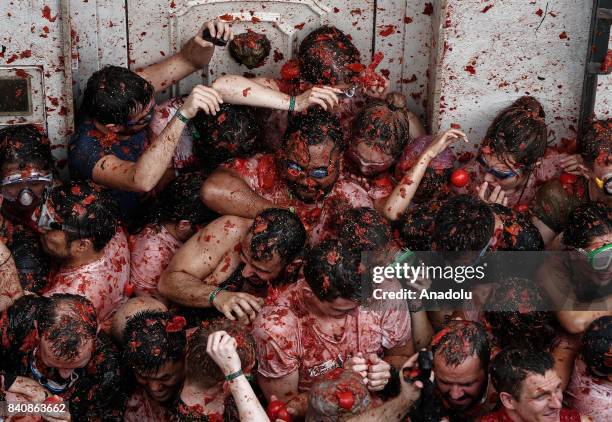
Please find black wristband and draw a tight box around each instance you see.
[2,372,17,391]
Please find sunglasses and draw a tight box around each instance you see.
[126,103,155,127]
[594,173,612,196]
[286,160,331,180]
[477,154,520,180]
[576,243,612,271]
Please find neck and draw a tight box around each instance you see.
[65,247,104,268]
[162,222,180,241]
[502,407,527,422]
[180,380,223,407]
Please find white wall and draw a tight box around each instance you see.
[429,0,608,151]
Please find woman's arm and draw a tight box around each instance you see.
[384,129,467,221]
[92,85,221,192]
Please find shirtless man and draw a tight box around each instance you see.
[158,208,306,323]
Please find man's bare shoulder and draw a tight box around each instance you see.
[193,215,252,244]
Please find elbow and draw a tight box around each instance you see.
[131,175,158,193]
[200,173,226,211]
[211,75,237,98]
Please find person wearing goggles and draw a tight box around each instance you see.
[531,120,611,245]
[538,202,611,335]
[68,20,232,223]
[201,108,376,245]
[0,124,55,224]
[35,182,130,324]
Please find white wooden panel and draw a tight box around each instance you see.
[430,0,593,152]
[127,0,374,102]
[0,0,75,169]
[69,0,129,107]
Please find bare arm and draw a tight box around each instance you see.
[384,129,467,221]
[137,21,233,92]
[0,240,22,311]
[212,74,342,112]
[93,86,222,192]
[410,310,434,351]
[201,168,274,218]
[550,333,580,390]
[384,342,415,370]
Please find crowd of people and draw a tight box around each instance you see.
[0,19,610,422]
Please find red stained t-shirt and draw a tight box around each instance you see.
[129,225,183,297]
[124,386,172,422]
[252,279,411,392]
[565,357,611,422]
[43,228,130,324]
[224,153,374,245]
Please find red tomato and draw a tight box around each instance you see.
[123,283,134,297]
[267,401,291,421]
[514,204,529,213]
[559,172,578,185]
[450,169,469,187]
[281,60,300,81]
[336,390,355,410]
[44,395,63,403]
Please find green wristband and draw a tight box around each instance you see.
[225,369,243,381]
[209,286,225,306]
[288,96,296,113]
[175,109,190,124]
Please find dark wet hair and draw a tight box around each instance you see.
[9,229,50,293]
[304,240,362,302]
[229,31,271,69]
[191,104,261,169]
[249,208,307,264]
[298,25,361,85]
[580,119,611,165]
[38,293,98,360]
[2,295,46,367]
[432,195,494,251]
[185,319,255,389]
[134,172,215,233]
[483,96,548,168]
[483,277,556,351]
[489,204,545,251]
[0,124,53,172]
[339,207,392,252]
[122,310,186,375]
[284,107,345,150]
[81,65,154,125]
[414,167,453,204]
[431,320,490,371]
[398,201,442,251]
[50,181,119,251]
[581,316,612,378]
[352,93,411,157]
[563,201,612,249]
[491,348,554,399]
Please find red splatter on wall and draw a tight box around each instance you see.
[404,16,413,24]
[379,25,395,37]
[15,69,29,79]
[464,65,476,75]
[602,49,612,73]
[423,3,434,16]
[19,50,32,59]
[6,54,18,64]
[481,5,494,13]
[535,8,544,17]
[169,1,176,8]
[294,23,305,30]
[559,31,568,39]
[251,16,261,24]
[219,14,233,22]
[42,6,57,22]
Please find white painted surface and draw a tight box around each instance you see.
[429,0,606,150]
[126,0,375,102]
[0,0,75,168]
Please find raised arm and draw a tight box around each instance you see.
[0,239,22,311]
[201,168,274,218]
[137,21,233,92]
[92,85,221,192]
[212,74,342,112]
[384,129,467,221]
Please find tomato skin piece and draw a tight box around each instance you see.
[336,390,355,410]
[450,169,469,187]
[559,172,577,185]
[267,401,292,421]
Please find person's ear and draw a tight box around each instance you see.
[499,391,518,410]
[176,220,192,234]
[105,124,122,133]
[74,238,93,254]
